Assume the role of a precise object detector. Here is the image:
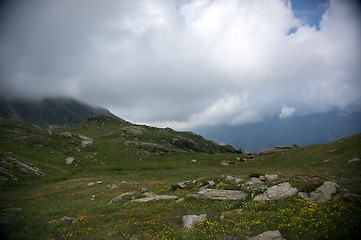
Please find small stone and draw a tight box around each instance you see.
[87,182,95,186]
[265,174,279,182]
[208,180,215,186]
[65,157,75,165]
[191,159,197,163]
[96,181,102,184]
[343,194,361,202]
[259,175,267,181]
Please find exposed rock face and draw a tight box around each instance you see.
[259,145,297,155]
[0,155,45,181]
[248,230,286,240]
[254,182,297,201]
[183,214,207,230]
[65,157,75,165]
[194,189,247,200]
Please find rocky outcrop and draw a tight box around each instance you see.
[183,214,207,230]
[248,230,286,240]
[194,189,247,200]
[0,155,45,181]
[254,182,297,201]
[259,145,297,155]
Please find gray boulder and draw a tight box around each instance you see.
[254,182,297,201]
[108,192,135,204]
[248,230,286,240]
[309,181,338,201]
[183,214,207,230]
[194,189,247,200]
[125,194,178,205]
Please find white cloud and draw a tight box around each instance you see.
[0,0,360,129]
[279,106,296,118]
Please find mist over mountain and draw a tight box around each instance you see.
[0,96,116,127]
[193,111,361,153]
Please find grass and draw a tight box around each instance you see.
[0,118,360,239]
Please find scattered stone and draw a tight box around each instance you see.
[178,180,192,189]
[194,189,247,200]
[90,195,97,201]
[309,181,338,201]
[259,175,267,181]
[81,140,93,148]
[61,132,72,138]
[108,192,135,204]
[323,159,332,163]
[248,177,263,185]
[248,230,286,240]
[176,198,184,203]
[254,182,298,201]
[208,180,216,186]
[96,180,102,184]
[347,158,360,164]
[225,175,243,183]
[191,159,197,163]
[125,195,179,205]
[48,216,78,224]
[343,194,361,203]
[0,156,45,177]
[122,126,147,135]
[65,157,75,165]
[183,214,207,230]
[140,187,148,193]
[265,174,279,182]
[87,182,95,186]
[220,160,236,166]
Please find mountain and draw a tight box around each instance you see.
[0,96,116,127]
[193,111,361,153]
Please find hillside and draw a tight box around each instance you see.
[194,111,361,152]
[0,96,116,127]
[0,116,360,239]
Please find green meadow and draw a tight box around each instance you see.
[0,117,360,239]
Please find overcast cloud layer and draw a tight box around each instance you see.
[1,0,360,129]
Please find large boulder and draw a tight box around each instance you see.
[254,182,297,201]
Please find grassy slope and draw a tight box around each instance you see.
[0,118,360,239]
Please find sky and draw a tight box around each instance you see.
[0,0,360,130]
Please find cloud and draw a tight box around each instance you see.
[279,106,296,118]
[0,0,360,129]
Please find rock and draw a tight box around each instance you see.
[298,192,310,200]
[65,157,75,165]
[323,159,332,163]
[220,160,236,166]
[248,230,286,240]
[259,175,267,181]
[208,180,216,186]
[247,177,263,185]
[48,216,78,224]
[178,180,192,189]
[225,176,243,183]
[254,182,298,201]
[347,158,360,164]
[81,140,93,148]
[194,189,247,200]
[87,182,95,186]
[61,132,72,138]
[125,195,178,205]
[183,214,207,230]
[343,194,361,203]
[265,174,279,182]
[108,192,135,204]
[191,159,197,163]
[309,181,338,201]
[122,126,147,135]
[96,180,102,184]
